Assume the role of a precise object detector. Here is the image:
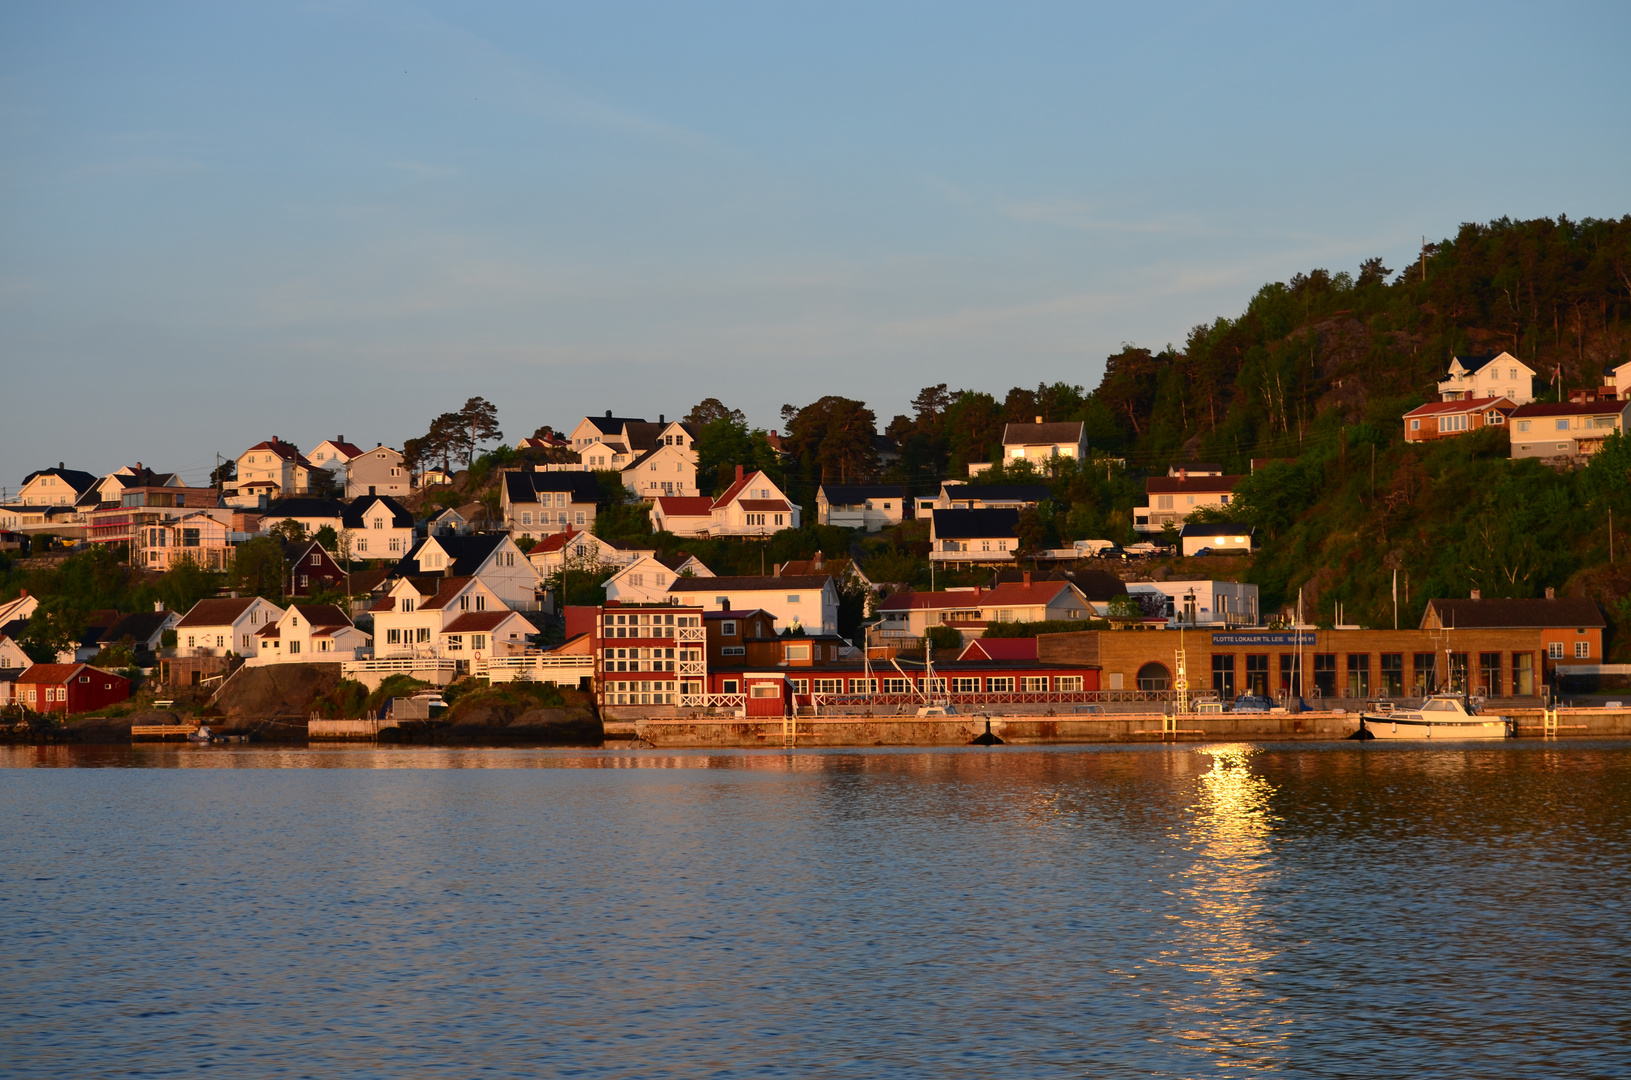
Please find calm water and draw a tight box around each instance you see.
[3,741,1630,1079]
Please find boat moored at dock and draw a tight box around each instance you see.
[1355,694,1510,740]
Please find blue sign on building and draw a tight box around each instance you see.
[1210,632,1316,646]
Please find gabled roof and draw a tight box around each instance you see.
[931,508,1020,539]
[442,611,531,634]
[99,611,173,645]
[176,598,269,628]
[21,467,98,494]
[819,484,905,502]
[738,498,792,512]
[342,495,413,530]
[1403,397,1514,417]
[503,470,600,504]
[583,414,648,435]
[710,470,786,511]
[1001,421,1085,445]
[17,662,108,685]
[668,574,832,594]
[1449,352,1501,374]
[314,439,368,459]
[531,529,584,554]
[402,534,509,577]
[958,638,1039,662]
[943,484,1052,503]
[282,539,341,565]
[1144,475,1243,494]
[288,603,352,628]
[655,496,714,517]
[265,497,346,519]
[876,590,986,612]
[980,581,1080,608]
[1425,597,1605,629]
[1509,402,1629,418]
[421,577,477,611]
[241,439,310,465]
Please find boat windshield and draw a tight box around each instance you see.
[1422,699,1459,712]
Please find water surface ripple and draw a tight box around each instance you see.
[2,741,1629,1078]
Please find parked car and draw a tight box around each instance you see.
[1096,546,1128,561]
[1192,546,1215,557]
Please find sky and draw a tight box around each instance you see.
[3,1,1629,489]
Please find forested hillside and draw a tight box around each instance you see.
[751,215,1631,635]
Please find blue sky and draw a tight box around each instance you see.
[3,1,1628,488]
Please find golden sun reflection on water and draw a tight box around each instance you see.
[1156,744,1287,1070]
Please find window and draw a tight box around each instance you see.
[750,684,779,698]
[390,538,401,552]
[387,629,401,644]
[789,679,809,694]
[850,678,877,694]
[1557,419,1571,430]
[446,635,463,652]
[722,680,739,694]
[1157,495,1174,510]
[1245,654,1269,696]
[1513,653,1535,696]
[1477,652,1502,696]
[1576,641,1590,659]
[1312,654,1337,697]
[784,644,809,660]
[1447,652,1470,693]
[815,678,842,694]
[522,512,532,526]
[1346,654,1370,698]
[182,528,200,547]
[952,677,979,693]
[1380,653,1404,697]
[416,628,431,643]
[787,594,800,603]
[1136,663,1170,691]
[1056,676,1083,692]
[242,634,251,649]
[311,553,322,565]
[721,646,745,657]
[1212,655,1236,699]
[372,518,383,530]
[1410,419,1421,431]
[289,641,301,655]
[1517,420,1531,432]
[987,676,1015,693]
[883,677,909,694]
[357,538,367,552]
[1021,676,1048,692]
[473,635,487,651]
[186,635,195,648]
[720,620,737,637]
[1413,652,1437,694]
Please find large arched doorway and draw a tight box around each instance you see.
[1136,662,1171,692]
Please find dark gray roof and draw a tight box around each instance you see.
[399,534,509,577]
[820,484,905,502]
[342,495,413,530]
[503,471,600,504]
[1427,597,1605,629]
[1452,352,1500,374]
[932,508,1020,539]
[98,611,172,646]
[986,568,1128,602]
[265,497,346,519]
[1001,421,1084,444]
[22,467,97,494]
[585,414,647,435]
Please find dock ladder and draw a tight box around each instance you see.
[1543,704,1560,738]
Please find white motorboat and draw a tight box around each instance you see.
[187,724,214,743]
[1355,694,1510,740]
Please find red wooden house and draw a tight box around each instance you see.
[16,663,131,715]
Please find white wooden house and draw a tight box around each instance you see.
[342,494,415,560]
[1438,351,1535,404]
[399,533,541,609]
[604,553,712,605]
[247,603,369,665]
[709,468,800,536]
[173,597,285,659]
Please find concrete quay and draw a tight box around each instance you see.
[634,706,1631,748]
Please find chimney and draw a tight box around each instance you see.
[58,461,64,470]
[1023,571,1032,587]
[1034,415,1042,424]
[735,465,744,482]
[605,409,613,418]
[1470,589,1481,600]
[659,414,665,423]
[813,550,823,569]
[154,600,165,612]
[1546,586,1556,599]
[773,562,781,577]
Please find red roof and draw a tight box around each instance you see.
[242,439,311,465]
[958,638,1039,661]
[442,611,529,633]
[738,499,792,511]
[531,529,584,554]
[656,496,714,516]
[876,590,986,611]
[1509,401,1627,418]
[1403,396,1514,417]
[711,470,771,511]
[176,598,260,628]
[320,440,367,459]
[1145,475,1243,494]
[422,577,476,611]
[17,663,90,685]
[980,581,1077,607]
